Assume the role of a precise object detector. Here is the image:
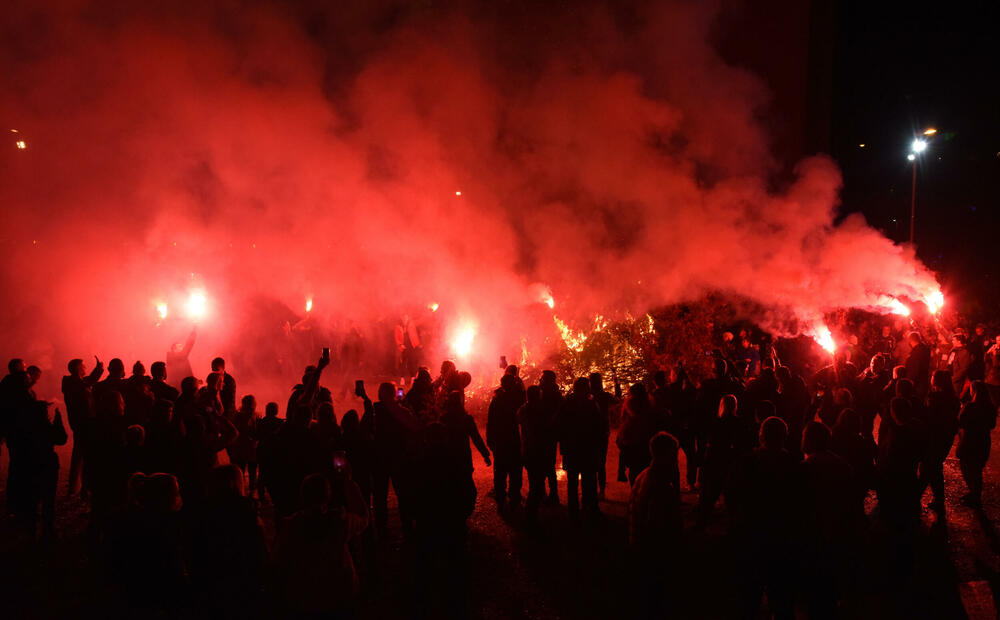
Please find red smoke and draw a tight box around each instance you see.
[0,1,940,398]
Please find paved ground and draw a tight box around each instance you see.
[2,418,1000,618]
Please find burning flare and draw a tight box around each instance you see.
[185,289,208,321]
[305,297,313,313]
[811,324,836,355]
[450,323,476,358]
[924,290,944,314]
[155,302,168,320]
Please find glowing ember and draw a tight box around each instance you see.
[185,289,208,320]
[450,324,476,358]
[15,140,26,149]
[455,190,462,196]
[924,290,944,314]
[155,302,168,320]
[305,298,313,313]
[812,325,836,354]
[429,302,439,312]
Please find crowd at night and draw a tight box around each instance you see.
[0,314,998,617]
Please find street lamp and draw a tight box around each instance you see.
[908,130,935,244]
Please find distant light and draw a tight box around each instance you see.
[911,139,927,153]
[185,289,208,320]
[907,153,916,161]
[10,129,18,133]
[455,191,462,196]
[15,140,26,149]
[858,143,866,148]
[923,128,937,136]
[305,298,313,313]
[156,302,169,320]
[428,302,439,312]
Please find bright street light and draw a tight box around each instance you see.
[907,129,936,244]
[912,139,928,153]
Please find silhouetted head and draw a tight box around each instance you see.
[776,365,792,384]
[526,385,542,403]
[834,408,861,436]
[340,409,359,434]
[150,361,166,380]
[976,324,986,336]
[908,331,922,347]
[892,365,906,380]
[589,372,603,393]
[377,382,396,404]
[415,367,432,387]
[108,358,125,379]
[211,357,225,372]
[572,377,590,396]
[8,358,24,374]
[802,421,831,456]
[759,416,788,450]
[500,374,518,391]
[439,360,457,378]
[126,424,145,448]
[240,394,256,414]
[869,354,885,374]
[540,370,557,388]
[834,388,853,409]
[26,365,41,386]
[180,376,199,395]
[718,394,737,418]
[265,402,279,418]
[652,370,667,388]
[895,378,914,399]
[713,358,728,378]
[458,371,472,390]
[131,360,145,377]
[206,372,221,393]
[126,472,147,508]
[953,333,968,347]
[68,358,85,378]
[649,431,679,463]
[890,397,912,425]
[504,365,520,378]
[317,402,335,425]
[144,473,183,513]
[300,473,330,512]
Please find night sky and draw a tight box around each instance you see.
[830,1,1000,316]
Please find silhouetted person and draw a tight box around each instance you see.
[363,381,422,539]
[273,472,367,619]
[856,354,889,437]
[957,381,996,508]
[731,417,797,620]
[538,370,563,502]
[189,465,267,617]
[697,394,741,526]
[921,370,960,513]
[797,421,856,619]
[210,356,237,414]
[487,374,524,512]
[149,360,179,402]
[985,336,1000,407]
[123,360,153,426]
[145,398,182,475]
[519,385,552,523]
[166,326,197,389]
[559,377,604,520]
[94,358,127,407]
[589,372,617,497]
[878,396,926,529]
[904,331,931,400]
[174,375,201,423]
[628,432,681,619]
[948,334,973,397]
[255,401,283,504]
[618,383,658,485]
[775,365,809,459]
[123,424,147,477]
[405,367,436,422]
[270,403,326,522]
[229,394,260,494]
[62,356,104,495]
[661,366,697,488]
[830,408,877,509]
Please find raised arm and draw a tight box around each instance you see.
[468,416,491,466]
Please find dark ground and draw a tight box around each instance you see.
[1,419,999,619]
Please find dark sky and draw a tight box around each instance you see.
[830,1,1000,317]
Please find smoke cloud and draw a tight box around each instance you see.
[0,0,939,393]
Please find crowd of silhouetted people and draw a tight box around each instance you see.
[0,321,999,618]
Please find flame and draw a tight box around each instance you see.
[554,316,587,352]
[886,298,910,316]
[155,302,168,320]
[645,313,655,334]
[812,325,836,355]
[450,323,476,358]
[185,289,208,320]
[429,302,439,312]
[543,294,555,309]
[924,290,944,314]
[305,297,313,313]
